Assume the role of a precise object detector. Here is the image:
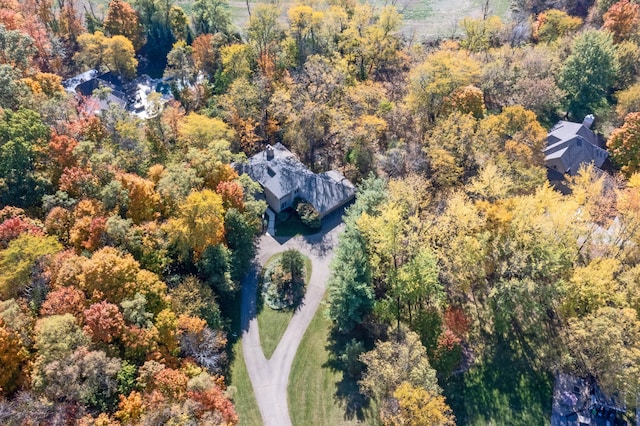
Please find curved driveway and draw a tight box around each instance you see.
[240,218,344,426]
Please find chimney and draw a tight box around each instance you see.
[582,114,594,129]
[266,144,274,161]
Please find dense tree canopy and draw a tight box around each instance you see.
[1,0,640,423]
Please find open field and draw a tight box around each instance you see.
[84,0,512,40]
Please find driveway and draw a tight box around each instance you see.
[240,216,344,426]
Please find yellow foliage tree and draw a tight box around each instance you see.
[165,189,226,259]
[384,382,455,426]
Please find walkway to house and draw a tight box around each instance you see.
[264,208,276,236]
[240,214,344,426]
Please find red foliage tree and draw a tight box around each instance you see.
[58,167,100,198]
[83,301,125,344]
[216,181,244,211]
[443,306,470,338]
[0,217,43,249]
[189,386,239,425]
[40,286,87,319]
[48,134,78,183]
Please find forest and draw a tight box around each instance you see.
[0,0,640,424]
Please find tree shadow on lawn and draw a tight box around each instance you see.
[322,328,374,423]
[443,333,553,426]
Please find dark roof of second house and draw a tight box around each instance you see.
[63,70,173,118]
[551,373,627,426]
[544,119,609,176]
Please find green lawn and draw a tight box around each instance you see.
[229,341,263,426]
[443,336,553,425]
[257,306,294,359]
[288,302,376,426]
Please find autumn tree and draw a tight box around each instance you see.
[40,286,87,318]
[191,33,223,78]
[558,30,619,119]
[83,301,126,345]
[533,9,582,43]
[247,4,283,68]
[407,46,481,127]
[359,327,441,421]
[166,189,226,259]
[460,16,504,51]
[74,32,138,79]
[0,234,61,300]
[178,112,235,150]
[104,0,145,52]
[383,382,455,426]
[608,111,640,176]
[603,0,640,43]
[339,5,402,80]
[170,276,223,329]
[0,319,28,395]
[115,173,161,224]
[564,307,640,399]
[32,347,121,411]
[168,6,190,41]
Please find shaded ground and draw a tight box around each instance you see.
[443,335,553,425]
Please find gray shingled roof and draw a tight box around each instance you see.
[544,121,608,175]
[242,143,355,216]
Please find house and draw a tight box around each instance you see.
[239,143,356,218]
[63,70,172,118]
[545,115,610,177]
[551,373,628,426]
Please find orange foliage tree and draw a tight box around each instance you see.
[604,0,640,43]
[608,111,640,176]
[0,319,28,395]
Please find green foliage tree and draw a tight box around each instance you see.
[558,30,619,119]
[0,24,36,72]
[193,0,232,35]
[328,225,374,334]
[170,276,223,329]
[164,40,196,88]
[0,108,51,208]
[33,314,88,365]
[133,0,175,64]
